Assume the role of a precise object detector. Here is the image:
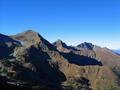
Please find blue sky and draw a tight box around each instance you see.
[0,0,120,49]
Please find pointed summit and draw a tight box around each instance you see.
[53,39,68,48]
[53,40,71,53]
[11,30,56,50]
[11,30,42,44]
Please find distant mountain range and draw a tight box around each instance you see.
[113,49,120,54]
[0,30,120,90]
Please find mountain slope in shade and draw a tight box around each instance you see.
[0,30,120,90]
[54,40,120,82]
[54,41,120,67]
[53,40,102,66]
[0,33,21,59]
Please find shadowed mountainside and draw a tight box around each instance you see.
[54,40,120,68]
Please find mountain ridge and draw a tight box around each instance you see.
[0,30,120,90]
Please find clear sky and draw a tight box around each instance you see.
[0,0,120,49]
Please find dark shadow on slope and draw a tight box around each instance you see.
[0,33,20,43]
[0,39,21,60]
[0,43,18,60]
[23,46,66,88]
[0,76,32,90]
[0,45,66,89]
[61,52,102,66]
[77,77,90,86]
[0,33,21,59]
[0,44,10,59]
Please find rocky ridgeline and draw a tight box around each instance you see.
[0,30,120,90]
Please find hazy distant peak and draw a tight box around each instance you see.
[77,42,94,50]
[113,49,120,54]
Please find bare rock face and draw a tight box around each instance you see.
[0,30,120,90]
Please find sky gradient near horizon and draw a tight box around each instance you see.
[0,0,120,49]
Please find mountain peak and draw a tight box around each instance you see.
[11,30,56,50]
[11,30,42,44]
[53,40,71,52]
[0,31,120,90]
[18,30,42,39]
[22,30,39,35]
[55,39,63,43]
[53,39,68,48]
[77,42,94,50]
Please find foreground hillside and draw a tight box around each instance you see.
[0,30,120,90]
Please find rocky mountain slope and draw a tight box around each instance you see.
[0,30,120,90]
[54,40,120,67]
